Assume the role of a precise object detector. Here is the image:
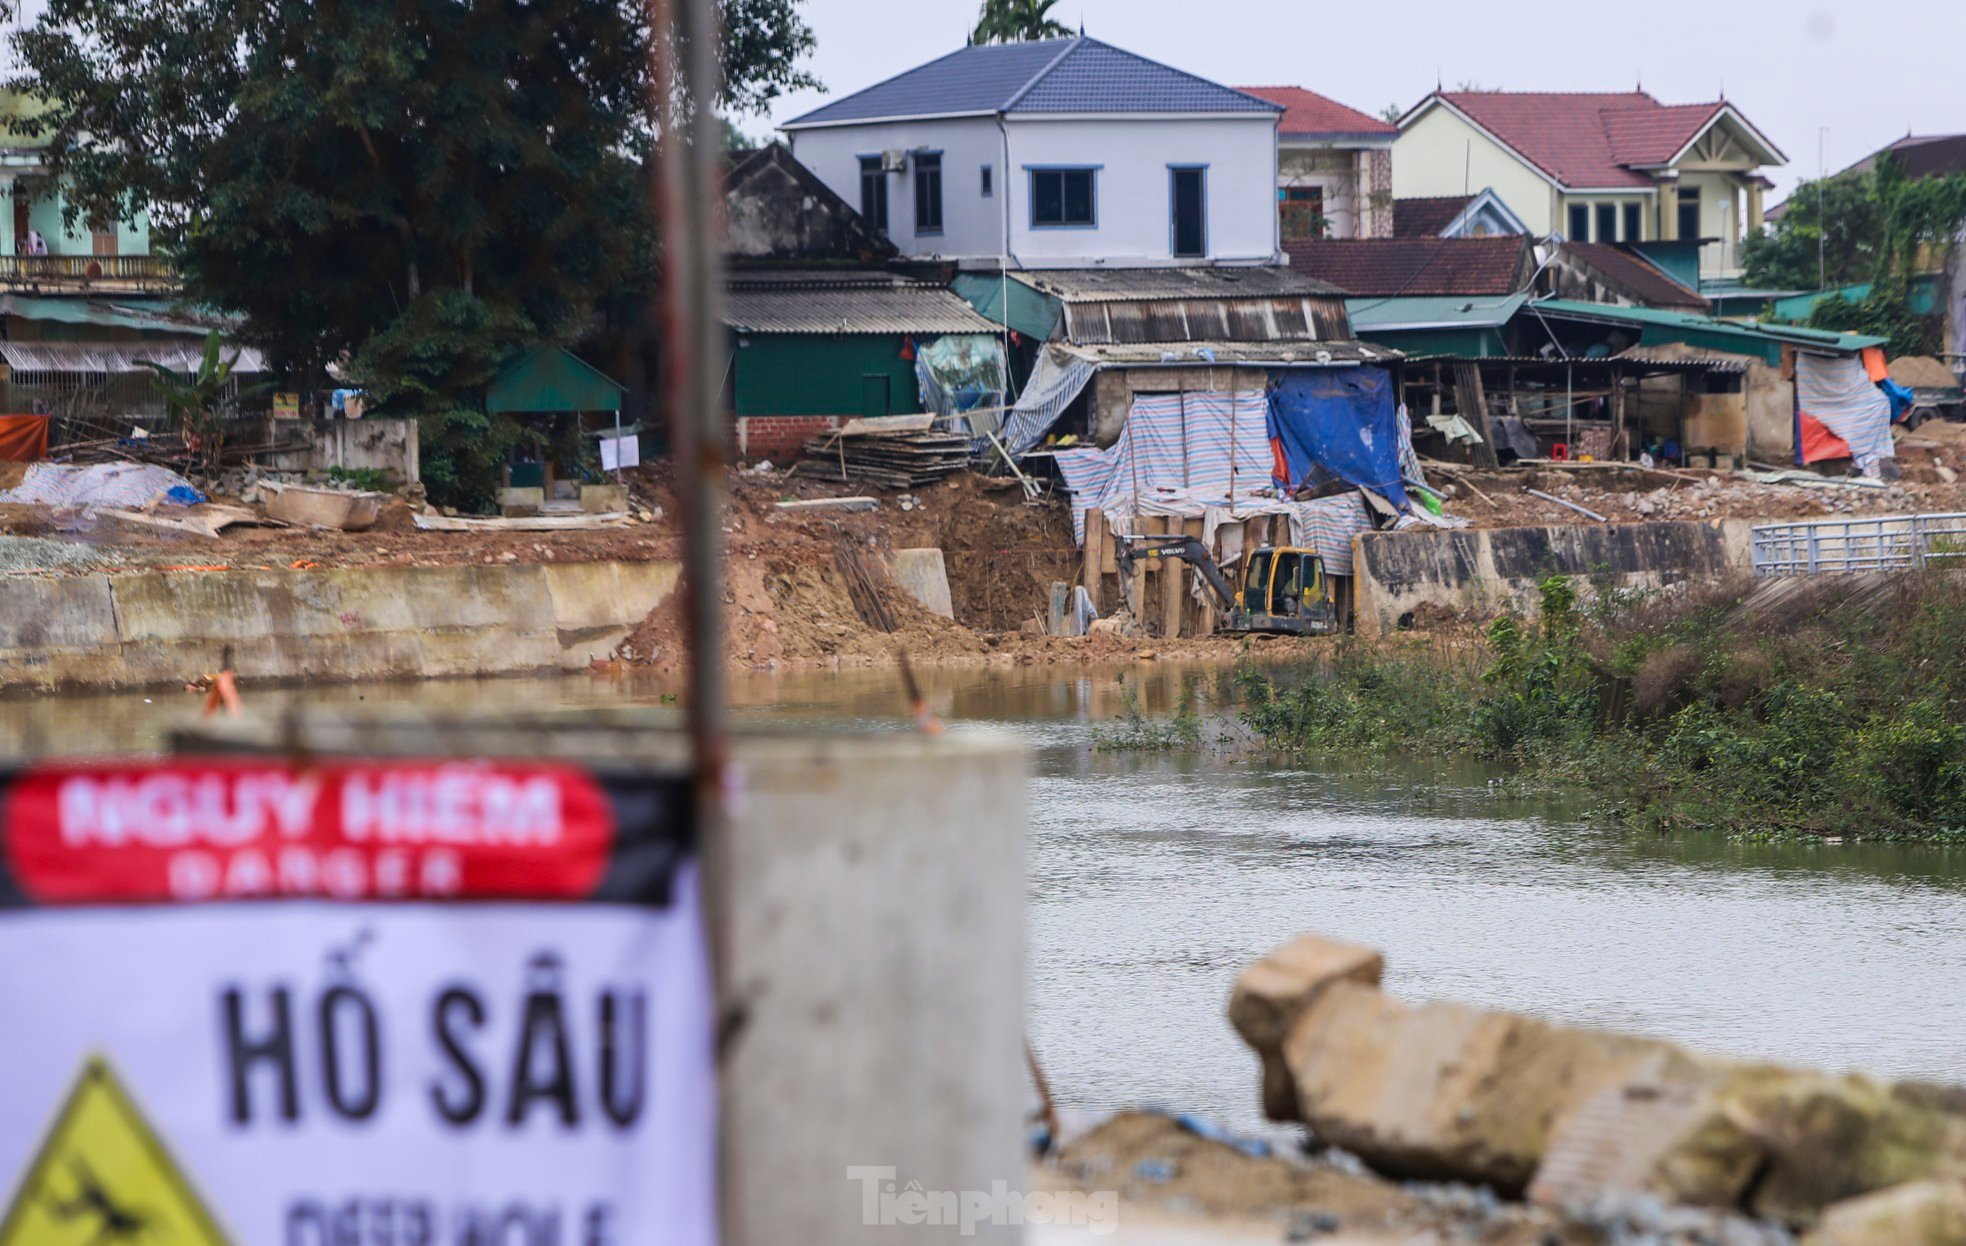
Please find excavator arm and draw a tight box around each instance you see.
[1113,535,1240,611]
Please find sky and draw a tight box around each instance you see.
[754,0,1966,204]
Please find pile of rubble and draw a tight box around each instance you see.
[1223,934,1966,1245]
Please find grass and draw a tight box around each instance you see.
[1234,573,1966,841]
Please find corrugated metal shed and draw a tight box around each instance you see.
[725,274,999,336]
[1067,341,1391,366]
[0,340,268,373]
[1062,295,1352,346]
[1344,293,1527,332]
[1011,266,1340,303]
[1531,299,1886,355]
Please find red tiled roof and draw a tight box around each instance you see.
[1560,242,1709,312]
[1393,196,1474,237]
[1283,236,1532,297]
[1436,91,1736,189]
[1238,85,1395,139]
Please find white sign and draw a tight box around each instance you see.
[0,760,712,1246]
[599,435,639,473]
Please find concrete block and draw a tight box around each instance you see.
[497,486,545,516]
[1803,1179,1966,1246]
[887,547,955,619]
[579,484,629,514]
[1228,934,1383,1122]
[543,560,680,666]
[262,482,384,530]
[1281,981,1669,1192]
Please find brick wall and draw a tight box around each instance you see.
[736,415,839,463]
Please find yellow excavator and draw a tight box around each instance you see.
[1114,535,1339,637]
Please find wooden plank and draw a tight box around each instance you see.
[1453,361,1501,469]
[1161,515,1184,640]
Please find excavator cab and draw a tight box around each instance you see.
[1113,534,1340,637]
[1233,547,1337,635]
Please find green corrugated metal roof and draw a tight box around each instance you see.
[486,346,624,414]
[1529,298,1886,353]
[951,273,1060,342]
[1345,293,1527,332]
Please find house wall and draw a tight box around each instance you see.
[1004,115,1280,266]
[4,177,149,256]
[1392,106,1556,235]
[1278,145,1368,239]
[1675,170,1743,276]
[786,116,1006,263]
[731,333,921,419]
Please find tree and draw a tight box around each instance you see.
[12,0,817,508]
[972,0,1071,44]
[1744,153,1966,355]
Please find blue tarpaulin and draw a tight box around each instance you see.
[1265,367,1408,510]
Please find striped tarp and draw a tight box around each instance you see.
[1055,391,1273,542]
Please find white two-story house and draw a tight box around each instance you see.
[780,37,1283,270]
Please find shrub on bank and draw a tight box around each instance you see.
[1239,573,1966,839]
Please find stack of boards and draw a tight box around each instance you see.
[793,415,970,490]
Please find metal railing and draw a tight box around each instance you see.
[1751,513,1966,576]
[0,254,173,282]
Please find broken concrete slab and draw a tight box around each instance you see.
[262,482,386,530]
[774,496,878,514]
[412,511,632,532]
[1802,1179,1966,1246]
[1227,934,1383,1123]
[887,547,954,619]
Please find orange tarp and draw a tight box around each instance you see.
[0,415,49,462]
[1799,412,1854,465]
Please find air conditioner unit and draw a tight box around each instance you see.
[881,149,908,173]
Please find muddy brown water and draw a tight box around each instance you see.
[6,663,1966,1136]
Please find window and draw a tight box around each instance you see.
[1568,203,1590,241]
[1595,203,1616,244]
[981,164,993,197]
[858,156,889,232]
[1031,167,1096,227]
[1623,202,1643,243]
[1677,189,1702,242]
[1170,167,1206,258]
[913,152,942,234]
[1279,186,1324,243]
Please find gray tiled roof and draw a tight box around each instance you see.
[782,37,1278,128]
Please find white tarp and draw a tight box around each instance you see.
[1797,352,1894,475]
[0,462,198,508]
[999,346,1098,455]
[0,759,714,1246]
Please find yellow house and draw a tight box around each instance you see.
[1392,90,1785,279]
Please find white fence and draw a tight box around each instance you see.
[1751,513,1966,576]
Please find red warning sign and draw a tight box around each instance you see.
[1,759,619,904]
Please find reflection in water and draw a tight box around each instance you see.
[6,663,1966,1133]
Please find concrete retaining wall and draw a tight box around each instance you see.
[0,559,679,691]
[1353,520,1752,635]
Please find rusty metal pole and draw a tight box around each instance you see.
[648,0,730,996]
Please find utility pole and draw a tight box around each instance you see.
[1818,127,1829,290]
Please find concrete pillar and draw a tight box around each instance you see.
[1746,179,1766,236]
[1658,179,1679,242]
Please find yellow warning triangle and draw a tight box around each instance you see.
[0,1056,231,1246]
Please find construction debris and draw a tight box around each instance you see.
[793,427,971,490]
[773,496,878,513]
[260,481,388,531]
[410,511,634,532]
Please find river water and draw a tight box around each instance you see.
[6,662,1965,1134]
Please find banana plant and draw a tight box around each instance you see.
[140,331,258,477]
